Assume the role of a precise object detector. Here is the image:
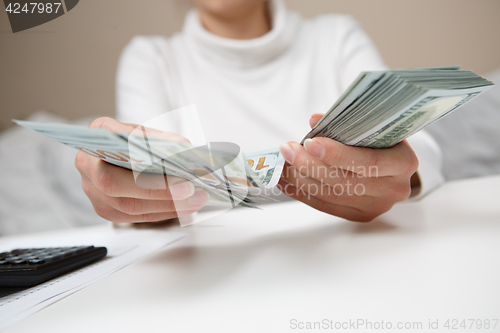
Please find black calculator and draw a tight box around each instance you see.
[0,246,107,288]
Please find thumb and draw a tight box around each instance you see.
[309,113,324,128]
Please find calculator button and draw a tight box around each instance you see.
[9,260,27,265]
[0,260,8,265]
[20,256,38,260]
[73,247,85,253]
[28,259,45,264]
[43,255,64,261]
[5,258,21,262]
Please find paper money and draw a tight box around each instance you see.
[13,120,285,207]
[302,67,494,148]
[13,67,495,210]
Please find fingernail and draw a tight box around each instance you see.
[189,188,209,206]
[279,143,295,164]
[304,139,324,159]
[170,181,195,199]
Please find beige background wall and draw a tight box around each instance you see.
[1,0,499,131]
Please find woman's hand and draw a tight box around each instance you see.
[75,117,209,223]
[278,114,419,222]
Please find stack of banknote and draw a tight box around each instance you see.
[14,67,494,207]
[301,66,494,147]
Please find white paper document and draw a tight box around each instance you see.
[0,227,185,331]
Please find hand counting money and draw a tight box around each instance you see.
[14,67,494,206]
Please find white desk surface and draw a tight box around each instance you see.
[4,175,500,333]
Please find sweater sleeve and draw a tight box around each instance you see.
[116,36,172,124]
[406,131,445,199]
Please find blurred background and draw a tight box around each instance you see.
[1,0,500,130]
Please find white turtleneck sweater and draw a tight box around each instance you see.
[116,0,444,198]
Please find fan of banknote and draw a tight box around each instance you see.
[14,67,494,207]
[12,120,283,208]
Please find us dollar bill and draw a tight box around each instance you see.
[13,120,284,207]
[14,67,494,210]
[302,67,494,148]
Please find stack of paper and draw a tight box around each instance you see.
[0,227,185,331]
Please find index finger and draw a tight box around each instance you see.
[89,117,191,144]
